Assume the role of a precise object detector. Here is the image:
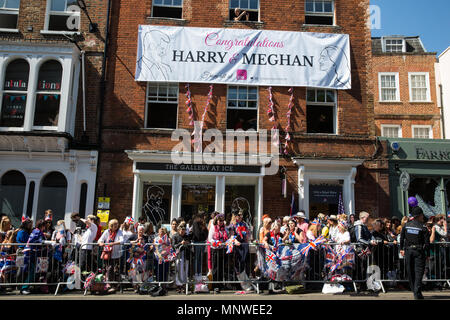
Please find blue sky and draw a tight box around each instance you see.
[371,0,450,55]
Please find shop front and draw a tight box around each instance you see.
[127,151,269,232]
[293,158,362,219]
[385,138,450,217]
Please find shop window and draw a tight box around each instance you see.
[225,184,255,229]
[181,183,215,223]
[152,0,182,19]
[37,171,67,222]
[34,60,62,128]
[145,82,178,129]
[79,183,87,218]
[227,86,258,130]
[379,73,400,102]
[0,0,20,30]
[1,59,29,127]
[412,125,432,139]
[142,184,172,227]
[409,177,442,217]
[229,0,259,22]
[305,0,334,25]
[383,38,405,53]
[409,73,430,102]
[45,0,80,32]
[0,170,26,228]
[381,125,401,138]
[306,88,336,134]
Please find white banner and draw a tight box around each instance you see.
[135,25,351,89]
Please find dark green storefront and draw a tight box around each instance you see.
[384,138,450,218]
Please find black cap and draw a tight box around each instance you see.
[411,206,424,217]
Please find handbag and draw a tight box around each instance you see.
[100,250,111,260]
[101,230,116,260]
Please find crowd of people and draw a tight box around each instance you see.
[0,208,449,296]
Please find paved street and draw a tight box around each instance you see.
[1,290,450,300]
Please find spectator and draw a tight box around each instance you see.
[429,214,447,284]
[207,211,219,277]
[431,214,447,243]
[129,225,150,292]
[16,218,32,249]
[263,220,283,294]
[294,211,308,243]
[191,214,208,282]
[282,219,303,244]
[326,215,339,242]
[20,219,47,295]
[98,219,124,294]
[0,216,12,241]
[306,220,320,241]
[79,215,98,272]
[93,216,103,242]
[171,222,191,293]
[120,217,136,243]
[43,210,54,240]
[354,211,376,246]
[170,218,178,238]
[280,216,290,236]
[211,213,228,293]
[233,8,249,21]
[348,214,356,228]
[153,227,172,284]
[371,219,390,277]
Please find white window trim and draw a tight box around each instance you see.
[382,37,406,53]
[151,0,183,19]
[144,82,179,130]
[43,0,81,33]
[306,88,338,135]
[229,0,260,21]
[304,0,335,25]
[412,125,433,139]
[226,85,259,131]
[408,72,431,103]
[0,46,80,134]
[378,72,400,102]
[0,3,20,31]
[381,124,402,138]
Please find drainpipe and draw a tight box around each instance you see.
[93,0,112,213]
[439,84,446,139]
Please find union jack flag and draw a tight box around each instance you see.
[84,272,96,289]
[225,236,236,254]
[358,246,371,259]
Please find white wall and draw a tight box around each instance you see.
[438,47,450,139]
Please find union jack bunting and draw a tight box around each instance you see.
[358,246,372,259]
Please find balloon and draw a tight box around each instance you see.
[408,196,418,207]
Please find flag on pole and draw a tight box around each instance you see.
[290,191,296,217]
[338,192,345,215]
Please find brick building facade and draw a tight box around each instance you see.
[97,0,390,229]
[372,36,441,140]
[0,0,110,226]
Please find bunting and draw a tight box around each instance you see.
[283,87,294,155]
[267,87,279,147]
[185,84,194,126]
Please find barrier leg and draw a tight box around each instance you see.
[353,281,358,293]
[54,283,60,296]
[379,281,385,294]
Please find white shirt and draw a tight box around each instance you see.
[81,223,98,250]
[122,230,134,243]
[98,229,124,259]
[329,225,339,242]
[334,231,350,245]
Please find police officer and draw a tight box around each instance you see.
[400,206,430,300]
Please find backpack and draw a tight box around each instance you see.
[138,282,157,295]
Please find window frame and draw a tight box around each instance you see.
[229,0,260,22]
[32,59,64,131]
[382,37,405,53]
[0,58,29,129]
[226,85,259,131]
[378,72,400,102]
[408,72,431,103]
[306,88,338,135]
[0,0,20,31]
[304,0,335,26]
[380,124,402,138]
[151,0,183,19]
[43,0,81,34]
[412,125,433,139]
[144,82,179,130]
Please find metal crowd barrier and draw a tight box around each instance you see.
[0,241,449,295]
